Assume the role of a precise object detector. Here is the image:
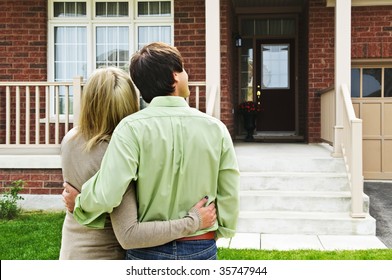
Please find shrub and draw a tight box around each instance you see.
[0,180,25,219]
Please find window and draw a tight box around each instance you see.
[351,66,392,98]
[261,44,289,89]
[48,0,173,115]
[138,1,171,17]
[241,18,296,36]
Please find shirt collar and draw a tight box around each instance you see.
[149,96,190,107]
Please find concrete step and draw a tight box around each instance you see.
[240,191,370,213]
[241,172,349,192]
[237,156,347,173]
[233,143,376,236]
[236,211,376,235]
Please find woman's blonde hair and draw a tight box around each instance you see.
[77,67,139,151]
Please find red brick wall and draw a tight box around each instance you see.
[308,0,334,143]
[351,6,392,58]
[174,0,207,112]
[0,169,63,195]
[0,0,47,81]
[220,0,236,135]
[174,0,235,135]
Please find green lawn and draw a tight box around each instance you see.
[1,211,391,260]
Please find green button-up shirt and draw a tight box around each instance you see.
[73,96,240,239]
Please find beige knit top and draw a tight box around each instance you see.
[59,127,200,260]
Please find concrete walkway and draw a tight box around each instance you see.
[217,233,387,250]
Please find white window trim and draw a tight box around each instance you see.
[47,0,174,123]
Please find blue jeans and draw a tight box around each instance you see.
[126,239,217,260]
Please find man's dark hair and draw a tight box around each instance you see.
[129,42,184,103]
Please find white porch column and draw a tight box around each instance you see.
[333,0,351,157]
[205,0,221,119]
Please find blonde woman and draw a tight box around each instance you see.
[60,67,216,259]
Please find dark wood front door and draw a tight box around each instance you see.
[255,39,295,132]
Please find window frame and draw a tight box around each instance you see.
[48,0,174,119]
[351,59,392,99]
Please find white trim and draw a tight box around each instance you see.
[0,155,61,169]
[205,0,221,119]
[333,0,352,157]
[327,0,392,7]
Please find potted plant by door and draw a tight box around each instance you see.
[238,101,262,142]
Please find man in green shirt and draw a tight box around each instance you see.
[72,42,240,260]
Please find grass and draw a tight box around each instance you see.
[1,211,391,260]
[0,211,64,260]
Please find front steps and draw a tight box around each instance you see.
[235,142,376,235]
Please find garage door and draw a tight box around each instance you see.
[352,67,392,180]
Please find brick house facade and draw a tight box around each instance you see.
[1,0,392,194]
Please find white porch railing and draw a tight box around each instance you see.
[0,79,208,156]
[0,77,84,155]
[206,84,219,118]
[340,84,365,218]
[320,84,365,218]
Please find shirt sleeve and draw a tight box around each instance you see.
[216,128,240,239]
[73,125,139,228]
[110,184,200,249]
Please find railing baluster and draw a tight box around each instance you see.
[45,86,50,144]
[65,86,69,134]
[26,86,30,144]
[35,86,40,144]
[6,86,10,145]
[195,85,200,110]
[55,86,60,144]
[16,86,20,145]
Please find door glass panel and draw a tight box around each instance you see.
[240,39,253,102]
[363,68,381,98]
[261,44,289,89]
[384,68,392,97]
